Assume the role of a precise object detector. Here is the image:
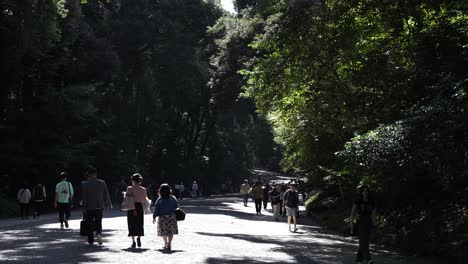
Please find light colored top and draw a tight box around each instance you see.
[179,184,185,192]
[125,185,147,203]
[240,183,250,194]
[192,183,198,191]
[55,181,74,203]
[17,188,31,204]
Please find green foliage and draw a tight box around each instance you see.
[0,0,278,213]
[239,0,467,261]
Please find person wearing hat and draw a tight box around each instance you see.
[124,173,149,248]
[240,180,251,206]
[55,171,74,229]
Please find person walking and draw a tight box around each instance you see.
[191,181,199,198]
[240,180,250,206]
[350,185,376,264]
[279,184,287,218]
[262,183,270,210]
[81,167,112,245]
[17,184,31,219]
[153,184,179,250]
[174,183,180,198]
[283,183,299,232]
[32,183,46,218]
[179,182,185,200]
[125,173,148,248]
[54,172,74,229]
[251,181,263,215]
[270,185,281,220]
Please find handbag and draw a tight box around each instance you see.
[143,198,152,215]
[80,220,89,236]
[121,195,135,211]
[175,208,186,221]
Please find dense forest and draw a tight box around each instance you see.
[233,0,467,262]
[0,0,277,213]
[1,0,467,262]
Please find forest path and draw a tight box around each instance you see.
[0,180,439,263]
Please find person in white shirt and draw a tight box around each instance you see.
[240,180,251,206]
[55,171,74,229]
[191,181,199,198]
[179,182,185,200]
[17,184,31,219]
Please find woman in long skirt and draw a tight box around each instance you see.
[125,173,148,248]
[153,184,179,250]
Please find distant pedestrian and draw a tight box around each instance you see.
[191,181,199,198]
[117,178,127,209]
[262,183,270,210]
[153,184,179,250]
[179,182,185,200]
[350,185,376,264]
[54,172,74,229]
[125,173,148,248]
[283,183,299,232]
[174,183,180,198]
[240,180,250,206]
[270,185,281,220]
[251,181,263,215]
[32,183,46,218]
[17,184,31,219]
[81,167,112,245]
[279,184,287,218]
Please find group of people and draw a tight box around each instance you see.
[16,182,47,219]
[240,180,301,232]
[123,174,180,250]
[241,179,376,264]
[80,168,182,250]
[16,167,182,250]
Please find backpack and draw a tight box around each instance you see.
[284,190,299,207]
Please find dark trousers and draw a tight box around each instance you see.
[243,194,249,205]
[33,201,43,217]
[254,199,262,213]
[262,198,268,209]
[57,203,71,224]
[85,209,103,239]
[127,203,144,236]
[356,217,373,262]
[19,203,29,218]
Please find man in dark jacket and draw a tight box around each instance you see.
[82,167,112,245]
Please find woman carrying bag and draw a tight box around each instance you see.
[124,173,149,248]
[153,183,179,250]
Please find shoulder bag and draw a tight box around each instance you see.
[121,194,135,211]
